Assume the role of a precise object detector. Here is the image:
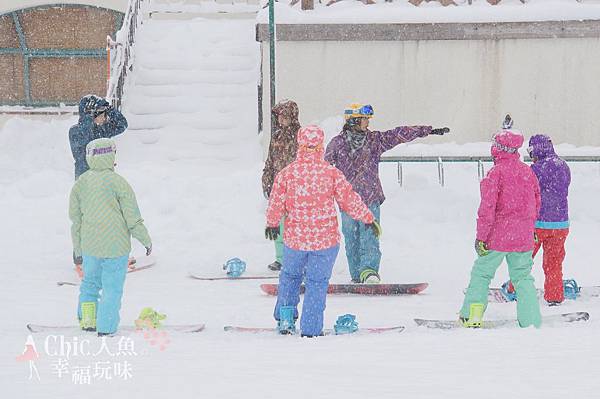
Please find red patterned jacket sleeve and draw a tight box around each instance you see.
[332,168,374,224]
[266,171,287,227]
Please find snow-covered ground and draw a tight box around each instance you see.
[2,14,600,399]
[257,0,600,24]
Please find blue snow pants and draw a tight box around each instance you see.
[273,244,339,336]
[341,203,381,281]
[78,255,128,334]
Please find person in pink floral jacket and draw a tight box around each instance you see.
[265,125,379,336]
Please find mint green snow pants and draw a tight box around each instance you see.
[460,250,542,328]
[274,217,285,264]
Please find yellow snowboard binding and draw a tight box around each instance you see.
[135,307,167,330]
[460,303,485,328]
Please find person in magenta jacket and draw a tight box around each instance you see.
[460,129,542,328]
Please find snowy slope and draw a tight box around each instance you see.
[1,15,600,399]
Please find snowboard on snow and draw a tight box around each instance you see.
[27,323,205,334]
[260,282,428,296]
[223,325,404,335]
[485,286,600,303]
[57,256,156,286]
[414,311,589,330]
[188,273,278,281]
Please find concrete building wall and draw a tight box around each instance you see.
[258,22,600,146]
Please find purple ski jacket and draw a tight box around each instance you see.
[325,125,431,206]
[529,134,570,228]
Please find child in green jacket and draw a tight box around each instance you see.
[70,138,152,336]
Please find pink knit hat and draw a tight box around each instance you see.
[492,130,524,153]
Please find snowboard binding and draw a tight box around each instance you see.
[223,258,247,278]
[501,280,517,302]
[277,306,296,335]
[334,314,359,335]
[563,279,580,300]
[359,268,380,284]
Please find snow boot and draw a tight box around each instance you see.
[80,302,96,331]
[277,306,296,335]
[359,268,380,284]
[460,303,485,328]
[268,261,282,272]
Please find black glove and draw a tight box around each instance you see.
[145,245,152,256]
[82,95,101,115]
[430,127,450,135]
[474,239,489,257]
[73,253,83,265]
[265,226,280,241]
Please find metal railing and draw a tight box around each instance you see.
[380,155,600,187]
[107,0,147,110]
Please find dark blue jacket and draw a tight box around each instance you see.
[69,97,128,179]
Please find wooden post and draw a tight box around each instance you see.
[301,0,314,10]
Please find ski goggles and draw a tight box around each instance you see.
[92,106,109,118]
[86,144,116,157]
[345,104,374,118]
[492,140,519,154]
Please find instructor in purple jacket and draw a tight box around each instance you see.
[324,103,449,283]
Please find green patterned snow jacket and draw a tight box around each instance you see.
[69,138,151,258]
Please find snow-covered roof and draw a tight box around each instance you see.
[256,0,600,24]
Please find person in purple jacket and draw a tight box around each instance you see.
[505,134,571,305]
[324,103,449,283]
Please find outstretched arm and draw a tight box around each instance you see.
[375,125,432,153]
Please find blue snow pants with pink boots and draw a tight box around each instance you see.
[273,244,339,336]
[78,255,128,334]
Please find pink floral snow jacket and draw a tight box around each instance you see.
[476,130,541,253]
[266,125,374,251]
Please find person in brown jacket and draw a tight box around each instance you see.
[262,100,301,271]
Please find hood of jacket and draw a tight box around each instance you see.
[528,134,556,160]
[85,138,116,172]
[491,129,524,162]
[296,125,325,160]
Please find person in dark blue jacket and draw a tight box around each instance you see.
[69,95,128,180]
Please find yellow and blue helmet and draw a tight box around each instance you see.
[344,103,374,120]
